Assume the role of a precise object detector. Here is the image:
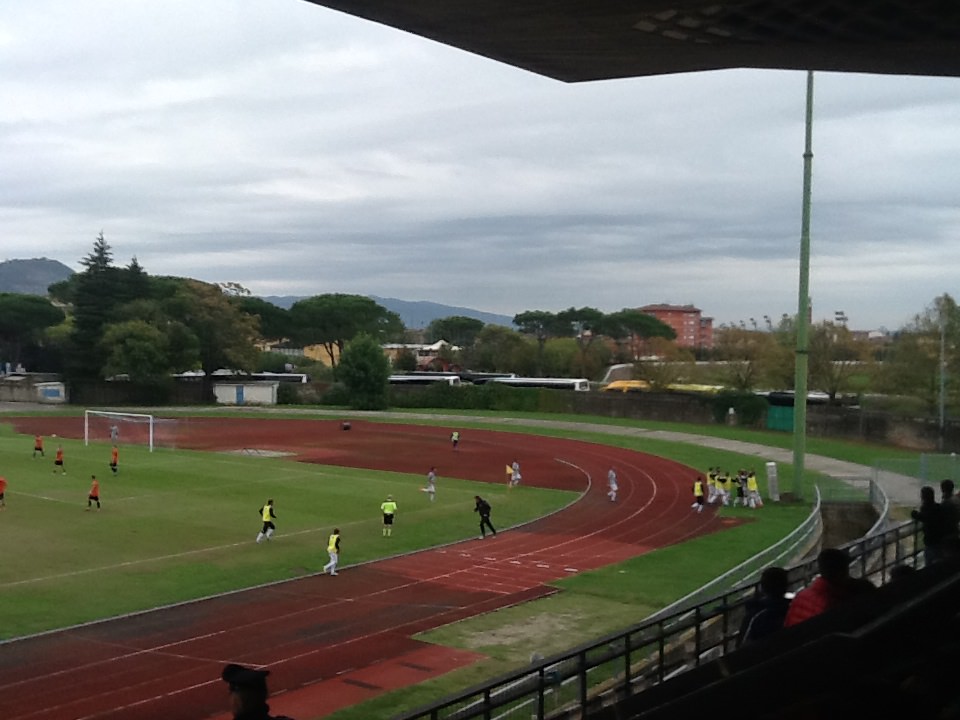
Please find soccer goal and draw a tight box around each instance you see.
[84,410,179,452]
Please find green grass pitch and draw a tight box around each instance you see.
[0,422,576,640]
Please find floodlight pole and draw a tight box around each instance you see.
[792,70,815,501]
[940,299,947,451]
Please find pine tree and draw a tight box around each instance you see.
[66,233,122,380]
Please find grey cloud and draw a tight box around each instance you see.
[1,2,958,330]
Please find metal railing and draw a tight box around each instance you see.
[393,483,918,720]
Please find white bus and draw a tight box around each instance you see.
[389,374,462,386]
[249,372,311,383]
[488,376,590,391]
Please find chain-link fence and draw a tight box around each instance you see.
[874,453,960,502]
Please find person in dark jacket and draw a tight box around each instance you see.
[221,663,295,720]
[738,566,791,646]
[912,485,951,565]
[474,495,496,538]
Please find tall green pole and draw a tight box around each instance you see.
[792,70,814,500]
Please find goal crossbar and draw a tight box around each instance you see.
[84,410,158,452]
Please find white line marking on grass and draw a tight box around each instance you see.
[12,491,75,505]
[1,525,326,589]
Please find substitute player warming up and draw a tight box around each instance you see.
[323,529,341,575]
[256,499,277,543]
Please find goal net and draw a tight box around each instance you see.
[84,410,180,452]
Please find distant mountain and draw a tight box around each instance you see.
[0,258,74,295]
[0,258,515,329]
[261,294,514,329]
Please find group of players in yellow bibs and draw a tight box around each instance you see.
[705,467,763,509]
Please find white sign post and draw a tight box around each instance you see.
[765,461,780,502]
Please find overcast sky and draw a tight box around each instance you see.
[2,1,959,330]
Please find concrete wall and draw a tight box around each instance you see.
[212,382,278,405]
[0,375,67,404]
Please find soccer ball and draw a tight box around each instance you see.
[52,433,57,438]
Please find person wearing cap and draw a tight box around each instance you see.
[380,496,398,537]
[221,663,294,720]
[323,528,341,575]
[256,499,277,544]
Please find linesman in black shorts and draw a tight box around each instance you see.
[381,495,397,537]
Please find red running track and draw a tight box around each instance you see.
[0,417,738,720]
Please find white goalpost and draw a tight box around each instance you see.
[84,410,176,452]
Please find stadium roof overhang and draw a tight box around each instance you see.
[303,0,960,82]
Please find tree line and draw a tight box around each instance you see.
[0,234,955,417]
[0,235,677,384]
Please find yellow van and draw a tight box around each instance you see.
[601,380,651,393]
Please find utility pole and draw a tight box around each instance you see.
[940,298,947,452]
[792,70,815,501]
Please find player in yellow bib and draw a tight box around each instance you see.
[323,529,341,575]
[256,499,276,543]
[691,478,705,514]
[747,470,763,508]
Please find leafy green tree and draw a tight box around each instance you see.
[713,326,783,391]
[808,321,873,401]
[392,347,418,371]
[110,294,201,373]
[467,326,534,373]
[25,316,71,373]
[764,318,798,390]
[100,320,172,381]
[167,280,259,375]
[426,316,485,348]
[67,233,124,379]
[290,294,404,368]
[514,310,571,375]
[119,257,151,306]
[0,294,65,366]
[557,306,604,377]
[634,338,696,389]
[233,296,292,341]
[257,352,295,373]
[338,333,391,410]
[881,294,960,412]
[602,309,676,362]
[541,337,579,376]
[112,298,169,325]
[163,320,202,371]
[47,276,78,305]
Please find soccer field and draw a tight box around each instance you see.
[0,421,577,639]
